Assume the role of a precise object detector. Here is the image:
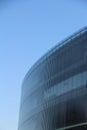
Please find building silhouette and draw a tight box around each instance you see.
[18,27,87,130]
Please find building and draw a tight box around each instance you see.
[18,27,87,130]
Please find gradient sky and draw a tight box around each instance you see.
[0,1,87,130]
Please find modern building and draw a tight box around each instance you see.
[18,27,87,130]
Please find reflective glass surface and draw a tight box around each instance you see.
[18,29,87,130]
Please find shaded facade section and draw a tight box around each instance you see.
[18,27,87,130]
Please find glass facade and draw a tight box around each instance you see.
[18,27,87,130]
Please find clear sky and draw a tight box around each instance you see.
[0,0,87,130]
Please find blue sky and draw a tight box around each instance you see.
[0,1,87,130]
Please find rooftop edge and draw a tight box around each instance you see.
[23,26,87,83]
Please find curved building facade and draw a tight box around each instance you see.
[18,27,87,130]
